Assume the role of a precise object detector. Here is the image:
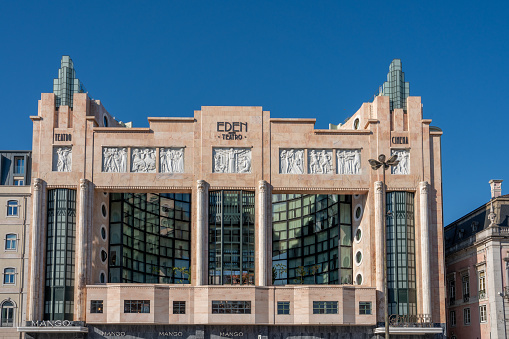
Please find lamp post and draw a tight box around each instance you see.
[368,154,399,339]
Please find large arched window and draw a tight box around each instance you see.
[1,301,14,327]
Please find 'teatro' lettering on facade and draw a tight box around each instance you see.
[54,133,72,142]
[217,122,248,140]
[391,136,408,144]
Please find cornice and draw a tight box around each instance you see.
[147,117,195,123]
[94,127,152,133]
[210,186,255,191]
[95,186,192,191]
[270,118,316,124]
[47,185,77,189]
[314,130,371,135]
[30,116,42,121]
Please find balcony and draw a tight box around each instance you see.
[463,294,470,303]
[86,284,377,326]
[479,290,486,300]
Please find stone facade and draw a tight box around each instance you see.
[22,60,445,338]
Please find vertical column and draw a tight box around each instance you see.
[75,179,89,320]
[29,178,43,320]
[196,180,209,286]
[258,180,269,286]
[419,181,432,316]
[374,181,384,320]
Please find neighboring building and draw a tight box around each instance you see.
[0,151,31,338]
[21,57,446,338]
[445,180,509,339]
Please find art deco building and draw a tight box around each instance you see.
[20,57,446,338]
[445,180,509,339]
[0,151,31,338]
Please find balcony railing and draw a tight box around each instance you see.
[463,294,470,302]
[479,290,486,299]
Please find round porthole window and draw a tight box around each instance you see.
[355,228,362,242]
[355,251,363,265]
[103,116,109,127]
[353,194,360,200]
[100,225,107,241]
[356,273,363,285]
[353,118,360,130]
[100,249,108,263]
[100,271,106,283]
[354,204,363,221]
[101,203,107,218]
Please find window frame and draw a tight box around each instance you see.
[277,301,290,315]
[1,300,15,327]
[462,274,470,301]
[90,300,103,314]
[173,301,186,314]
[3,268,15,285]
[5,234,17,251]
[123,300,150,314]
[312,301,338,314]
[463,307,471,325]
[450,310,456,327]
[13,157,24,175]
[359,301,372,315]
[480,305,487,323]
[6,200,18,217]
[211,300,251,314]
[478,271,486,299]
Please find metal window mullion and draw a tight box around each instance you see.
[240,191,243,285]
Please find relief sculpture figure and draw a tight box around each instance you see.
[213,148,251,173]
[391,150,410,175]
[280,149,304,174]
[131,148,156,173]
[308,149,333,174]
[160,148,184,173]
[337,150,361,175]
[55,147,72,172]
[103,147,128,172]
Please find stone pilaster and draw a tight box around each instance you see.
[374,181,384,321]
[196,180,209,286]
[419,181,432,316]
[258,180,269,286]
[29,178,44,320]
[75,179,89,320]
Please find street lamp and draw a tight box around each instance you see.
[368,154,399,339]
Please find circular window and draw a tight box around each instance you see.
[103,116,109,127]
[353,118,360,130]
[355,228,362,242]
[356,273,363,285]
[100,225,107,241]
[100,271,106,283]
[353,194,360,199]
[355,251,363,265]
[354,204,363,221]
[101,203,107,218]
[100,249,108,263]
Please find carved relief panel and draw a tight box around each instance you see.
[337,149,361,175]
[53,146,72,172]
[213,147,252,173]
[391,149,410,175]
[160,148,184,173]
[131,148,157,173]
[308,149,333,174]
[279,149,304,174]
[102,147,128,173]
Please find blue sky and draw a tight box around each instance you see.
[1,1,508,224]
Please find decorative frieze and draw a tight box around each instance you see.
[131,148,156,173]
[337,149,361,175]
[308,149,333,174]
[280,149,304,174]
[160,148,184,173]
[391,149,410,175]
[103,147,128,172]
[53,146,72,172]
[213,147,251,173]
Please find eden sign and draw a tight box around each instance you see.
[217,122,248,140]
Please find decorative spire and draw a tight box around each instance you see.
[53,56,87,108]
[379,59,410,111]
[488,201,497,228]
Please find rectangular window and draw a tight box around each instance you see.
[277,301,290,315]
[359,302,372,315]
[5,234,16,250]
[14,157,24,174]
[462,274,470,301]
[479,271,486,299]
[450,310,456,327]
[90,300,103,314]
[464,308,471,325]
[480,305,487,323]
[173,301,186,314]
[124,300,150,313]
[3,268,15,284]
[449,278,456,304]
[313,301,338,314]
[7,200,18,216]
[211,301,251,314]
[14,179,24,186]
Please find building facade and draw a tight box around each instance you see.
[445,180,509,339]
[0,151,31,338]
[21,58,446,338]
